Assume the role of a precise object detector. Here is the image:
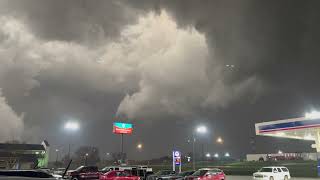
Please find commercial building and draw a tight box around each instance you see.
[246,152,317,161]
[0,140,50,169]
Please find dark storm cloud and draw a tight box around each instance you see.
[0,0,144,46]
[0,0,319,159]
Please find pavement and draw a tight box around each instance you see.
[227,176,319,180]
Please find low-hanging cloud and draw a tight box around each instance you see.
[115,10,262,119]
[0,8,262,142]
[0,89,23,141]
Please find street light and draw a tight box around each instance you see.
[137,143,143,150]
[64,121,80,131]
[196,126,208,134]
[192,125,208,170]
[278,150,283,154]
[214,153,219,158]
[216,137,223,144]
[64,121,80,158]
[55,149,59,163]
[225,152,230,157]
[84,153,89,165]
[205,153,211,158]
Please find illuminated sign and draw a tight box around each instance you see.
[173,150,181,165]
[113,122,133,134]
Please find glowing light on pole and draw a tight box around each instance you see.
[214,153,219,158]
[225,152,230,157]
[192,125,208,170]
[137,143,143,150]
[216,137,223,144]
[64,121,80,158]
[206,153,211,158]
[196,126,208,134]
[64,121,80,131]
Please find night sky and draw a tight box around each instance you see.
[0,0,319,160]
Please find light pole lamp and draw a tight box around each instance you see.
[85,153,89,165]
[192,125,208,170]
[64,121,80,158]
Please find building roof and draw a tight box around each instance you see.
[0,143,45,151]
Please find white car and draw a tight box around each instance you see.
[253,166,291,180]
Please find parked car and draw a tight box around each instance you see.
[101,166,121,173]
[164,171,195,180]
[253,166,291,180]
[66,166,100,180]
[53,168,66,176]
[147,170,175,180]
[185,168,225,180]
[0,170,56,179]
[100,170,140,180]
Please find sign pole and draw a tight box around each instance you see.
[113,122,133,164]
[121,133,124,163]
[172,151,175,172]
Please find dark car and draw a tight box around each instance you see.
[172,171,195,180]
[155,171,195,180]
[147,170,175,180]
[67,166,100,180]
[0,170,56,179]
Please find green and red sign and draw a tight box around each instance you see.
[113,122,133,134]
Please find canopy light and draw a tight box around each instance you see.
[305,111,320,119]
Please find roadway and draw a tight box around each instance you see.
[227,176,318,180]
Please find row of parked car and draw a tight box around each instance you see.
[0,165,291,180]
[64,166,226,180]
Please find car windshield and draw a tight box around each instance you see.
[178,171,192,176]
[102,167,110,171]
[75,166,84,171]
[192,170,207,176]
[155,171,172,175]
[259,168,273,172]
[209,169,221,173]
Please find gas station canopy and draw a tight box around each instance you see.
[255,114,320,176]
[255,117,319,141]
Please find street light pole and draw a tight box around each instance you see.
[64,121,80,160]
[121,133,124,164]
[55,149,59,163]
[192,134,196,171]
[85,153,89,166]
[192,125,207,170]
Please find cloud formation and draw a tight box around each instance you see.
[0,89,23,141]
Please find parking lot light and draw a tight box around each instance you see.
[225,152,230,157]
[216,137,223,144]
[196,126,208,134]
[137,143,143,150]
[214,153,219,158]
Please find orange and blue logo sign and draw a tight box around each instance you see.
[173,150,181,165]
[113,122,133,134]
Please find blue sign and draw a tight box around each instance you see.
[173,151,181,165]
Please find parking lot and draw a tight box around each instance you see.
[227,176,319,180]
